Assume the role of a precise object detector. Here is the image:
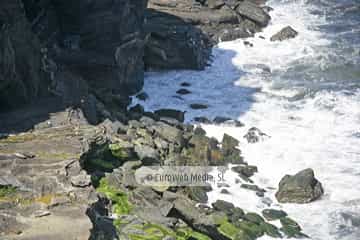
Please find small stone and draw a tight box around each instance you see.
[176,88,192,95]
[217,182,230,188]
[241,184,265,193]
[190,104,208,110]
[180,82,191,87]
[220,189,230,194]
[33,210,51,218]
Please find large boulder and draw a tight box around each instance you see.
[276,168,324,203]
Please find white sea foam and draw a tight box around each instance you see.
[132,0,360,239]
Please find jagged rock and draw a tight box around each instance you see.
[276,168,324,203]
[222,134,239,154]
[235,0,271,27]
[271,26,298,42]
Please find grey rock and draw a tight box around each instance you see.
[276,168,324,203]
[235,0,271,27]
[244,127,270,143]
[134,145,160,165]
[271,26,298,42]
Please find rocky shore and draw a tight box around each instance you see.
[0,1,320,240]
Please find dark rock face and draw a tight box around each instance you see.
[1,0,149,116]
[270,26,298,42]
[144,9,211,70]
[0,0,50,111]
[276,168,324,203]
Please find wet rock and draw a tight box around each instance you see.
[244,41,254,47]
[136,92,149,101]
[270,26,298,42]
[220,189,231,194]
[232,165,258,178]
[194,117,212,124]
[190,104,208,110]
[243,127,270,143]
[244,212,265,225]
[276,168,324,203]
[262,209,288,221]
[181,82,191,87]
[260,222,282,238]
[154,109,185,122]
[176,89,192,95]
[241,184,266,193]
[280,217,304,238]
[212,200,235,215]
[213,116,244,127]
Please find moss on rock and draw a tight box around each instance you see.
[96,178,132,215]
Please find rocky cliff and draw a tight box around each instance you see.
[1,0,149,117]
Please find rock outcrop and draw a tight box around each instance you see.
[276,168,324,203]
[147,0,271,44]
